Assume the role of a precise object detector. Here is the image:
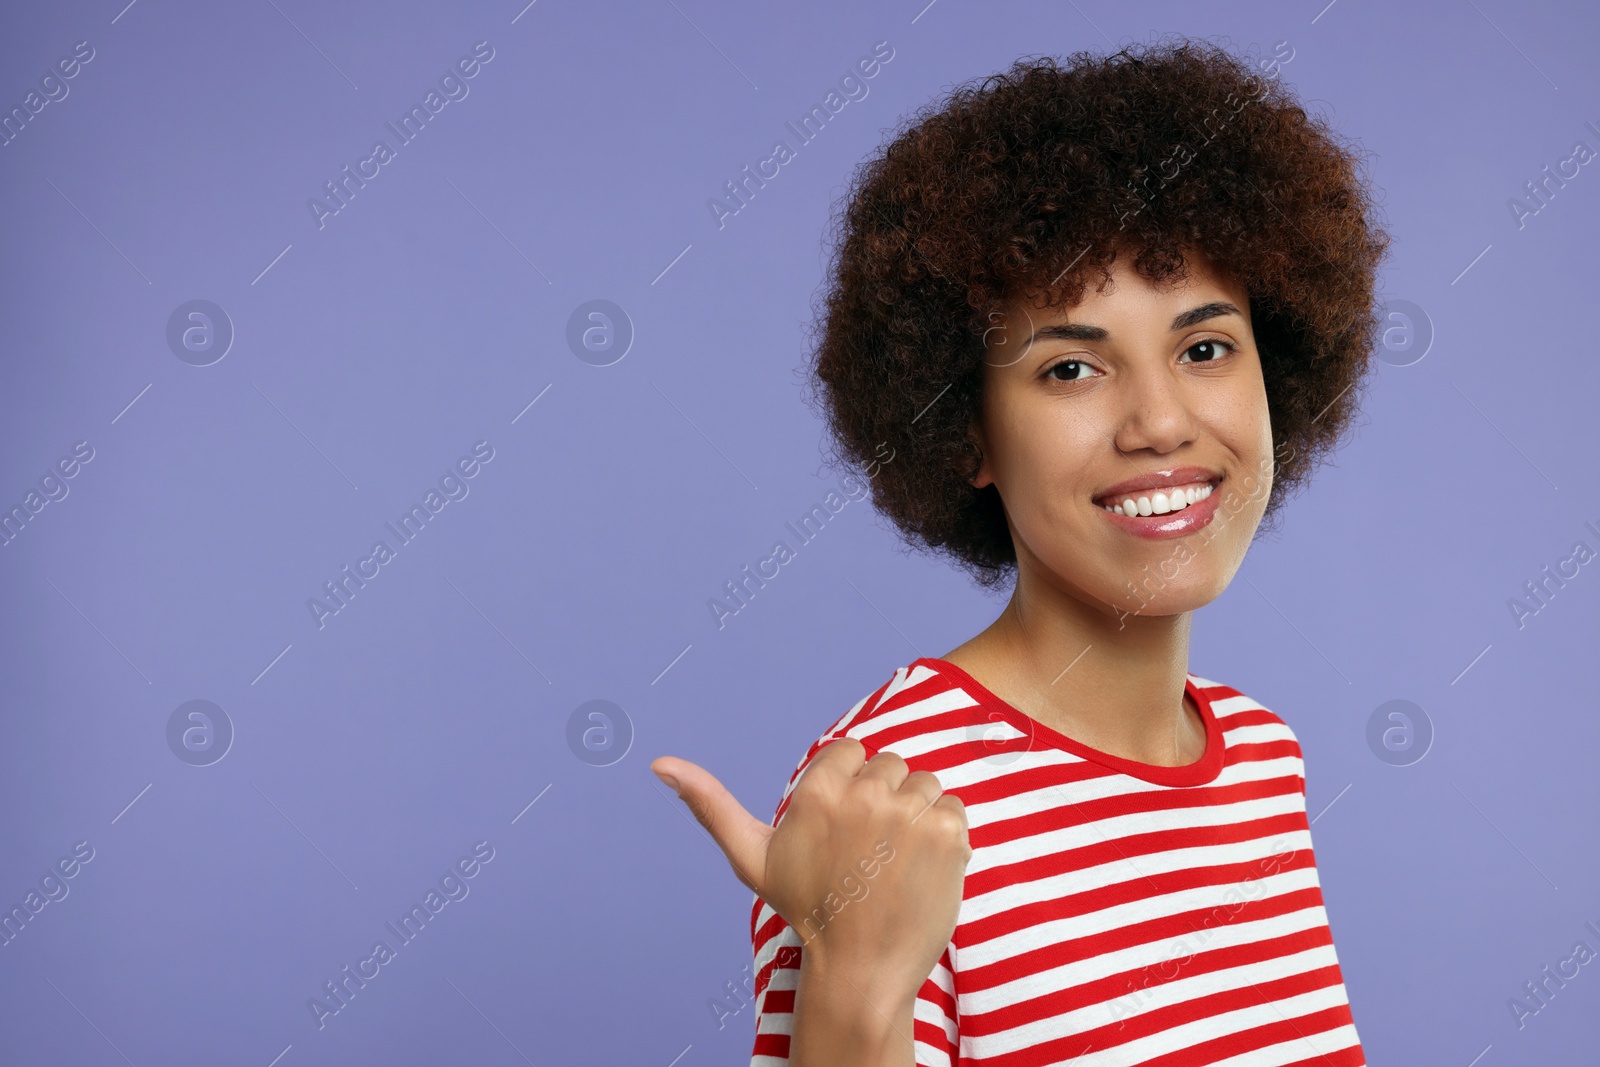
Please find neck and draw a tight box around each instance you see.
[941,562,1204,767]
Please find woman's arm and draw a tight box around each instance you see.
[788,950,917,1067]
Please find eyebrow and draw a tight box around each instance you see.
[1024,301,1244,345]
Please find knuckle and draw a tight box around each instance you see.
[684,795,715,832]
[790,771,823,804]
[901,790,937,820]
[868,750,908,774]
[823,736,866,761]
[848,774,894,813]
[929,803,968,840]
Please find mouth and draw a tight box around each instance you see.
[1092,472,1226,541]
[1094,477,1220,517]
[1092,470,1225,517]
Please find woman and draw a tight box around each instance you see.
[653,36,1388,1066]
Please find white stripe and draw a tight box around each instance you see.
[964,790,1307,877]
[1207,1022,1363,1066]
[1219,717,1299,743]
[960,827,1314,923]
[961,905,1338,1021]
[959,755,1306,830]
[877,663,934,707]
[1070,983,1360,1066]
[848,686,982,739]
[969,943,1351,1057]
[957,866,1328,968]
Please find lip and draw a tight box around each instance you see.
[1093,467,1225,541]
[1097,485,1221,539]
[1092,466,1222,506]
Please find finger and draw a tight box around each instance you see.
[856,748,910,790]
[932,792,970,833]
[898,768,945,811]
[803,736,868,784]
[652,756,773,893]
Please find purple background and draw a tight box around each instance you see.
[2,0,1597,1064]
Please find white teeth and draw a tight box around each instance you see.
[1100,482,1213,516]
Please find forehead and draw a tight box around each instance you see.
[1003,247,1247,325]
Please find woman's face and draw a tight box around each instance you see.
[971,249,1277,622]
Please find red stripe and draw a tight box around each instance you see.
[961,885,1332,993]
[961,925,1338,1035]
[963,807,1308,901]
[958,837,1317,950]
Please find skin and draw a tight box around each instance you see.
[650,244,1277,1065]
[944,245,1276,766]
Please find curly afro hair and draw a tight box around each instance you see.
[803,36,1392,590]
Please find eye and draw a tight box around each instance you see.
[1044,359,1098,382]
[1180,338,1238,364]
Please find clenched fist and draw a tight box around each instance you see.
[652,737,971,1006]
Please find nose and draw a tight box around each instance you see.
[1110,361,1199,456]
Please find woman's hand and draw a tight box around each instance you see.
[651,738,971,1005]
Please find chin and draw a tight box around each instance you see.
[1102,576,1224,621]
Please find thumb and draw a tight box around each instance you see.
[652,755,773,895]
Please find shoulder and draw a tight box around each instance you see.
[765,657,972,826]
[1191,671,1306,788]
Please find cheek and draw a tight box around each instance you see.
[1239,353,1273,444]
[992,408,1102,524]
[1201,363,1272,461]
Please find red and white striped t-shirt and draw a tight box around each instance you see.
[748,656,1365,1066]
